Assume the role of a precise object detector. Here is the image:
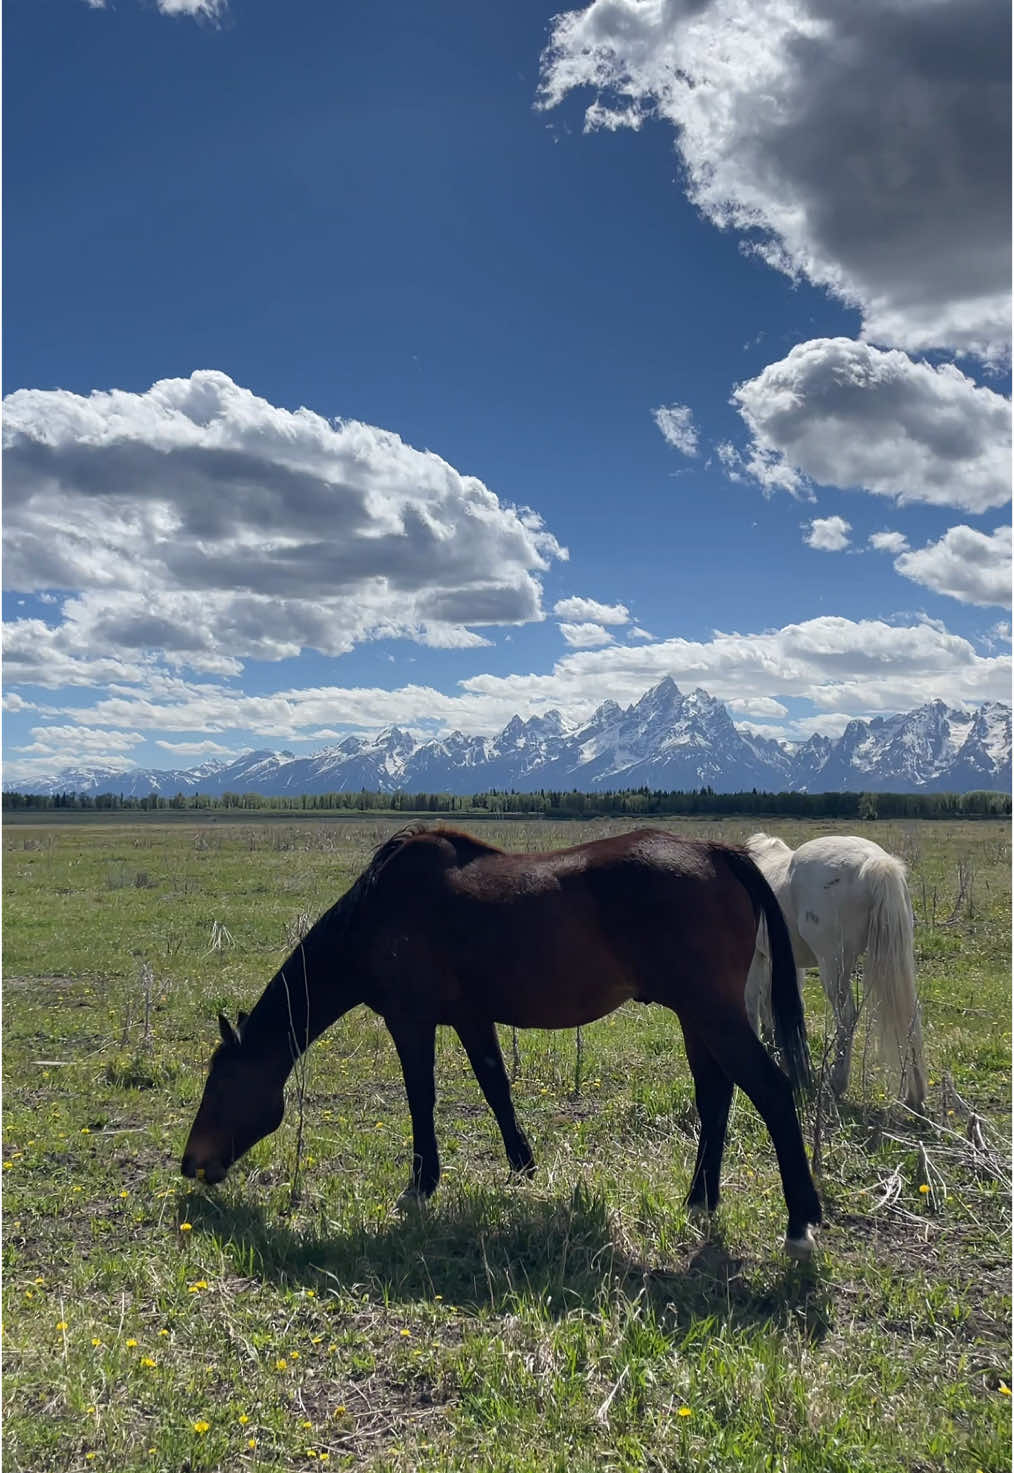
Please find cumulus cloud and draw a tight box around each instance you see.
[892,526,1012,608]
[553,596,630,624]
[156,0,226,16]
[559,622,616,647]
[869,531,909,555]
[19,615,1005,763]
[2,371,565,683]
[804,516,851,551]
[731,339,1011,510]
[84,0,226,14]
[652,403,699,456]
[538,0,1011,360]
[154,738,237,757]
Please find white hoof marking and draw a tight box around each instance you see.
[784,1226,816,1260]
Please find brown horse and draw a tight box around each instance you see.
[182,826,822,1256]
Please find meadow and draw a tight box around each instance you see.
[2,813,1011,1472]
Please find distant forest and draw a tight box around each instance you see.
[3,786,1010,820]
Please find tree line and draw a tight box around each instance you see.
[2,785,1009,819]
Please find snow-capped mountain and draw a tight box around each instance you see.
[14,680,1012,797]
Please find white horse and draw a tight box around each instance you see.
[745,833,926,1109]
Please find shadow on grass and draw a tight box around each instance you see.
[182,1180,832,1343]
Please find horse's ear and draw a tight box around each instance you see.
[236,1010,249,1030]
[218,1012,241,1047]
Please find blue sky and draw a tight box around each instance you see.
[3,0,1011,784]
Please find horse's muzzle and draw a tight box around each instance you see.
[181,1153,228,1184]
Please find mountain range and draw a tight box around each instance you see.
[18,678,1012,798]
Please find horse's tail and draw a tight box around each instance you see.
[860,853,926,1106]
[723,848,812,1094]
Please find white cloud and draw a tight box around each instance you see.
[538,0,1011,360]
[869,531,909,555]
[154,739,238,757]
[804,516,851,552]
[21,615,1005,761]
[728,696,789,718]
[552,595,630,624]
[893,526,1012,609]
[627,626,655,641]
[652,403,699,456]
[559,622,616,648]
[18,728,145,776]
[731,339,1011,510]
[2,372,566,684]
[84,0,226,14]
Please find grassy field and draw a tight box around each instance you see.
[3,814,1011,1472]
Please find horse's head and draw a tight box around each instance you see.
[181,1012,285,1183]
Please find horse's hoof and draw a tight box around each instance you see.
[784,1226,816,1260]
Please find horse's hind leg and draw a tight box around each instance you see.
[387,1017,440,1202]
[703,1018,821,1256]
[818,950,858,1098]
[680,1025,734,1215]
[454,1017,535,1177]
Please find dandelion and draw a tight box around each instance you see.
[305,1289,315,1297]
[34,1276,45,1285]
[188,1280,208,1292]
[238,1414,249,1425]
[1000,1382,1012,1396]
[677,1406,692,1417]
[276,1358,288,1370]
[92,1337,103,1347]
[302,1419,313,1428]
[86,1454,97,1462]
[158,1328,170,1337]
[399,1328,411,1338]
[193,1420,210,1434]
[81,1128,91,1134]
[126,1338,138,1348]
[180,1222,192,1233]
[333,1405,346,1417]
[918,1184,930,1195]
[2,1163,11,1171]
[73,1185,83,1193]
[119,1190,129,1199]
[248,1439,257,1450]
[141,1357,157,1368]
[311,1336,323,1344]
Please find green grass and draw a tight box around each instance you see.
[3,815,1011,1471]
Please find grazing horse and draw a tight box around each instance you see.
[744,833,926,1109]
[182,826,821,1256]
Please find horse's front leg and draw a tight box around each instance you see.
[454,1017,535,1177]
[387,1017,440,1203]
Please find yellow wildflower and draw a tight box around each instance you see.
[193,1420,210,1434]
[126,1339,138,1348]
[677,1406,692,1417]
[238,1414,249,1425]
[180,1222,192,1232]
[276,1357,287,1370]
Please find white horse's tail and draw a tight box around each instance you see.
[860,854,926,1107]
